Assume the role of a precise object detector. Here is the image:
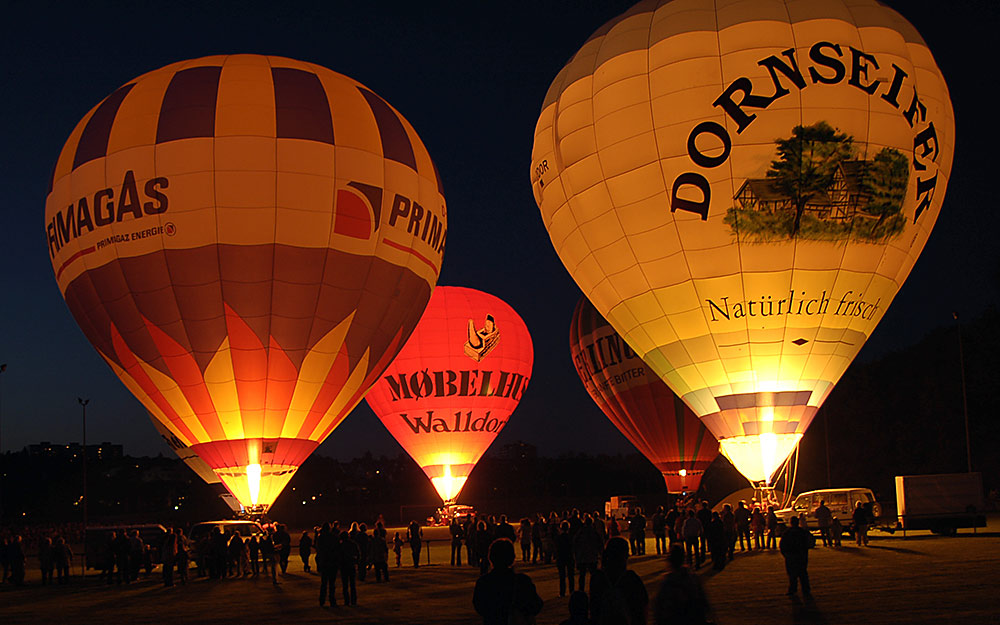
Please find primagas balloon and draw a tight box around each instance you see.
[45,55,447,511]
[570,297,716,494]
[532,1,953,483]
[365,287,533,503]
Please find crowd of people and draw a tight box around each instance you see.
[1,498,880,624]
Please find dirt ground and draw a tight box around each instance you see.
[1,525,998,624]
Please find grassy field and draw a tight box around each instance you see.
[1,527,998,624]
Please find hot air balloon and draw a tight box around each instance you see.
[570,297,717,494]
[365,287,533,504]
[45,54,447,512]
[532,0,953,485]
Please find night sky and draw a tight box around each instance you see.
[1,1,995,462]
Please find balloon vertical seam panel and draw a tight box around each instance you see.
[46,54,446,509]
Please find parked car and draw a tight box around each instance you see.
[775,488,881,533]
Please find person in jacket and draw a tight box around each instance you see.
[473,539,543,625]
[590,536,648,625]
[653,545,712,625]
[299,530,313,573]
[518,518,533,563]
[815,500,833,547]
[779,516,813,599]
[652,506,667,556]
[338,531,359,605]
[734,501,751,551]
[53,536,73,584]
[451,518,465,566]
[175,528,190,584]
[316,523,339,607]
[476,520,493,575]
[556,520,575,597]
[161,528,177,587]
[573,515,603,591]
[408,520,423,567]
[852,501,870,546]
[681,509,703,568]
[766,506,779,550]
[275,524,292,574]
[371,527,390,582]
[39,536,54,585]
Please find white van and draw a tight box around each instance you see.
[775,488,881,533]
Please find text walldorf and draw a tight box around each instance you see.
[400,410,507,435]
[383,369,529,403]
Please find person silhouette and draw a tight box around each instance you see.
[473,539,543,625]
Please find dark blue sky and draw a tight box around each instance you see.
[1,0,995,460]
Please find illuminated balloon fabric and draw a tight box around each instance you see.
[532,1,953,483]
[365,287,533,503]
[45,55,447,509]
[570,297,716,493]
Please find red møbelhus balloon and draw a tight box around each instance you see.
[366,286,533,503]
[570,297,717,494]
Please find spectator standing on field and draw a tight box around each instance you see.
[317,523,339,607]
[300,530,313,572]
[275,524,292,574]
[734,501,751,552]
[128,530,144,581]
[653,544,712,625]
[652,506,667,555]
[175,528,190,585]
[556,520,575,597]
[451,518,465,566]
[766,506,779,550]
[751,507,765,550]
[161,528,177,587]
[589,536,648,625]
[393,531,403,567]
[371,527,390,582]
[39,537,54,585]
[681,509,703,568]
[472,538,543,625]
[853,501,870,546]
[53,536,72,584]
[815,500,833,547]
[572,515,603,592]
[780,516,813,599]
[408,520,423,567]
[338,531,360,606]
[722,504,737,560]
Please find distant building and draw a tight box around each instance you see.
[496,440,537,461]
[734,160,869,220]
[27,441,124,461]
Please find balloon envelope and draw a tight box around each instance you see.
[46,54,446,510]
[366,287,533,503]
[570,297,717,493]
[532,0,953,483]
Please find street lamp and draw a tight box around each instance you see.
[78,397,89,577]
[952,313,972,473]
[0,363,7,523]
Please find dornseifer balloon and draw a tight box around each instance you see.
[570,297,717,494]
[45,55,447,511]
[532,1,953,483]
[365,287,533,504]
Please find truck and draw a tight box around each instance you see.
[605,495,640,520]
[895,472,987,535]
